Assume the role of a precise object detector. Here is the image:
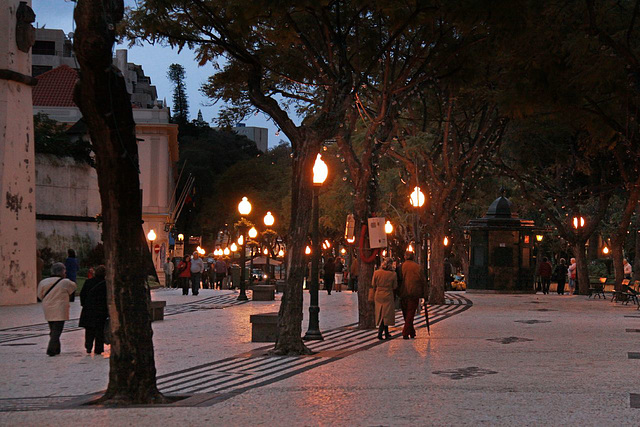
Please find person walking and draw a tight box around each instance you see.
[554,258,567,295]
[190,252,204,296]
[323,257,336,295]
[163,257,174,288]
[568,258,577,295]
[64,249,79,284]
[538,257,553,295]
[623,259,633,280]
[334,257,345,292]
[215,258,228,290]
[349,256,359,292]
[79,265,108,355]
[399,251,427,339]
[37,262,77,356]
[371,257,398,340]
[177,255,191,295]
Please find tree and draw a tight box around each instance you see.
[73,0,164,404]
[129,0,425,353]
[167,63,189,124]
[33,113,93,165]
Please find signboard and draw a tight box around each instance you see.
[189,235,201,245]
[154,244,160,253]
[367,217,387,249]
[175,242,184,258]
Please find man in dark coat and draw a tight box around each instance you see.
[400,251,427,339]
[79,265,108,354]
[537,257,553,295]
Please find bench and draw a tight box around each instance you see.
[588,278,607,299]
[149,300,166,321]
[249,312,279,342]
[252,285,276,301]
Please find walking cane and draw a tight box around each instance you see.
[424,299,431,335]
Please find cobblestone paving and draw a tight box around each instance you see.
[0,293,470,411]
[0,292,251,345]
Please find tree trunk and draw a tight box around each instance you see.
[428,224,446,305]
[635,209,640,283]
[356,219,376,329]
[73,0,164,404]
[272,141,316,355]
[573,242,589,295]
[611,241,624,292]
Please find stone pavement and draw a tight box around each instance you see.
[0,289,638,426]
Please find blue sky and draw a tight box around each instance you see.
[32,0,287,148]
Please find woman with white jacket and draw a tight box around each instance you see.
[37,262,77,356]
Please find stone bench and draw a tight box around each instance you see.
[252,285,276,301]
[149,300,166,322]
[250,312,279,342]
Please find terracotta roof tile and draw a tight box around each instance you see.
[32,65,78,107]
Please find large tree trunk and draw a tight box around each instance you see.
[73,0,164,404]
[573,242,589,295]
[356,218,376,329]
[635,208,640,283]
[428,224,446,305]
[272,141,317,355]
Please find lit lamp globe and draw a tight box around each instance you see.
[248,227,258,239]
[238,196,252,216]
[443,236,449,246]
[536,234,544,242]
[278,249,285,257]
[224,247,231,256]
[313,154,328,186]
[263,248,269,255]
[147,229,157,242]
[385,220,393,234]
[409,186,425,207]
[230,243,237,252]
[237,235,244,246]
[407,243,414,252]
[305,246,312,255]
[264,211,275,227]
[602,246,610,255]
[572,216,585,229]
[177,233,184,242]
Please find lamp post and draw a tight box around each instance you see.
[263,211,275,281]
[147,229,157,268]
[409,186,425,265]
[385,220,393,256]
[304,153,327,341]
[237,196,252,301]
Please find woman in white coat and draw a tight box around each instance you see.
[37,262,77,356]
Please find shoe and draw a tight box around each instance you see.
[95,351,102,355]
[193,293,199,296]
[86,349,91,354]
[377,334,384,340]
[47,352,56,357]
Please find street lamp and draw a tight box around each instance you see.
[385,220,394,235]
[304,153,327,341]
[409,186,425,265]
[224,247,231,255]
[237,196,252,301]
[248,227,258,239]
[572,216,585,229]
[536,234,544,242]
[263,212,276,281]
[443,236,449,246]
[602,246,610,255]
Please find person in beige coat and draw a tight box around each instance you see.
[371,257,398,340]
[37,262,77,356]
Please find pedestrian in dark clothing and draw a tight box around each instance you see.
[323,257,336,295]
[400,251,427,339]
[79,265,108,354]
[64,249,79,283]
[214,258,227,289]
[537,257,553,295]
[554,258,567,295]
[177,255,192,295]
[350,257,359,292]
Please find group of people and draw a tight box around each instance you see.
[370,251,427,340]
[165,253,232,296]
[536,257,634,295]
[37,252,108,357]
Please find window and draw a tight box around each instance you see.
[33,40,56,56]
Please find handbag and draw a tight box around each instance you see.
[103,318,111,345]
[367,287,375,302]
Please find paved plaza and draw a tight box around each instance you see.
[0,289,638,426]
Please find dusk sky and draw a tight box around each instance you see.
[32,0,288,148]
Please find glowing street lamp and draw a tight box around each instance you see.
[536,234,544,242]
[224,247,231,255]
[572,216,585,229]
[409,186,425,208]
[236,197,252,301]
[602,246,610,255]
[177,233,184,242]
[443,236,449,247]
[305,246,312,255]
[278,249,285,257]
[305,153,328,341]
[248,227,258,239]
[264,211,275,227]
[407,243,414,252]
[385,220,394,235]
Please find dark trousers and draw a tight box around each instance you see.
[401,297,419,338]
[180,277,190,295]
[325,277,334,294]
[191,273,201,295]
[541,277,551,294]
[84,318,106,353]
[557,280,566,295]
[215,274,226,289]
[47,321,64,356]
